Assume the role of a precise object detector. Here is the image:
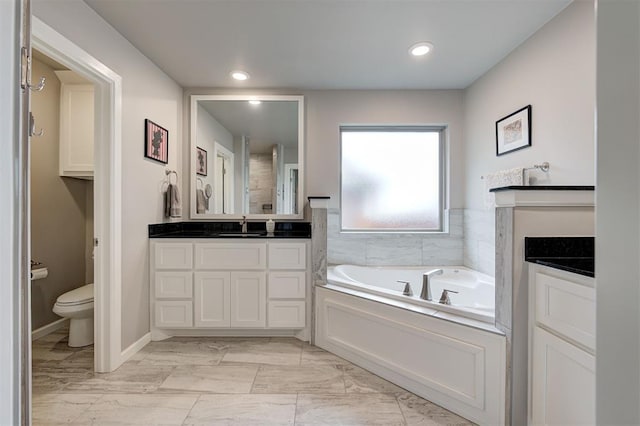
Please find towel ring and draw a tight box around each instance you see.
[165,169,178,185]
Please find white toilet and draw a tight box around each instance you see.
[53,283,94,347]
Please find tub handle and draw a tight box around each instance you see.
[397,280,413,297]
[439,289,459,305]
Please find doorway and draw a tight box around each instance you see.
[31,17,123,373]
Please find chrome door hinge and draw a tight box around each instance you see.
[20,47,29,90]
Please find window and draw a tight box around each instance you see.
[340,126,445,232]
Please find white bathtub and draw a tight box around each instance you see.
[328,264,495,323]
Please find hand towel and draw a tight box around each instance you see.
[483,167,524,209]
[196,188,207,214]
[164,183,182,218]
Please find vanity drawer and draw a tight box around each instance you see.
[154,243,193,269]
[195,243,266,270]
[155,271,193,299]
[268,243,306,270]
[155,301,193,328]
[268,271,306,299]
[268,301,306,328]
[535,271,595,350]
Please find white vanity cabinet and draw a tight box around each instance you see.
[150,238,309,339]
[528,264,596,426]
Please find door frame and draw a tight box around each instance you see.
[213,141,234,214]
[32,17,123,372]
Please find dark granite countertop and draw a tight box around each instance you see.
[149,221,311,239]
[524,236,594,277]
[490,185,595,192]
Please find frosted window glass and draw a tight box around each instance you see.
[341,129,442,231]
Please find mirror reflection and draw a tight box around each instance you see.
[191,95,303,218]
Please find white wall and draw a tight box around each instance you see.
[596,1,640,423]
[306,90,465,209]
[195,104,233,212]
[304,90,466,266]
[33,0,184,349]
[462,1,595,274]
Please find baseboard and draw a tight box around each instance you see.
[31,318,69,340]
[120,332,151,363]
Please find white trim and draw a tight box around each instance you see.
[120,332,151,363]
[494,189,595,207]
[31,318,68,341]
[32,18,123,373]
[213,142,234,214]
[309,198,329,209]
[284,163,299,214]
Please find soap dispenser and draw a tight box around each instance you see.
[266,219,275,234]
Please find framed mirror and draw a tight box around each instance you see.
[190,95,304,219]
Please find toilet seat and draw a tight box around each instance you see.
[56,283,94,306]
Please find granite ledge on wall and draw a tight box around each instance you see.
[489,185,595,192]
[524,236,594,278]
[148,221,311,239]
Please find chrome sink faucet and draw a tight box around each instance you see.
[420,269,443,301]
[239,215,247,233]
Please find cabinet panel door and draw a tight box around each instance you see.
[268,271,306,299]
[194,272,231,327]
[195,243,266,270]
[230,272,266,328]
[268,243,306,270]
[531,327,595,426]
[268,301,306,328]
[155,271,192,299]
[535,272,595,350]
[59,83,94,176]
[154,243,193,270]
[155,301,193,328]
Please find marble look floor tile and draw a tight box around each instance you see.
[32,393,103,425]
[73,394,197,425]
[136,340,225,366]
[397,392,475,425]
[295,393,405,425]
[183,394,297,425]
[32,365,94,393]
[300,348,350,366]
[158,365,259,393]
[64,364,175,394]
[222,340,302,366]
[340,364,406,396]
[252,365,345,394]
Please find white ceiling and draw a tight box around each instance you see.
[85,0,571,90]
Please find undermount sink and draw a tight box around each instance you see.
[217,232,266,237]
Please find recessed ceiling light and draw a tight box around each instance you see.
[409,42,433,57]
[231,70,250,81]
[248,100,262,105]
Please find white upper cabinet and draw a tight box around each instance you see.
[55,71,94,179]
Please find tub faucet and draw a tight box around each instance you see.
[439,289,459,305]
[397,280,413,297]
[239,215,247,233]
[420,269,443,301]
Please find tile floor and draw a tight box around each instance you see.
[32,329,474,425]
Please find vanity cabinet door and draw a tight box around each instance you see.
[531,327,595,425]
[230,272,266,328]
[154,243,193,270]
[194,272,231,327]
[268,301,306,328]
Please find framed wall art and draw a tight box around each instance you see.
[144,119,168,164]
[196,147,207,176]
[496,105,532,156]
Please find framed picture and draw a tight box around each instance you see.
[144,119,168,164]
[196,147,207,176]
[496,105,532,156]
